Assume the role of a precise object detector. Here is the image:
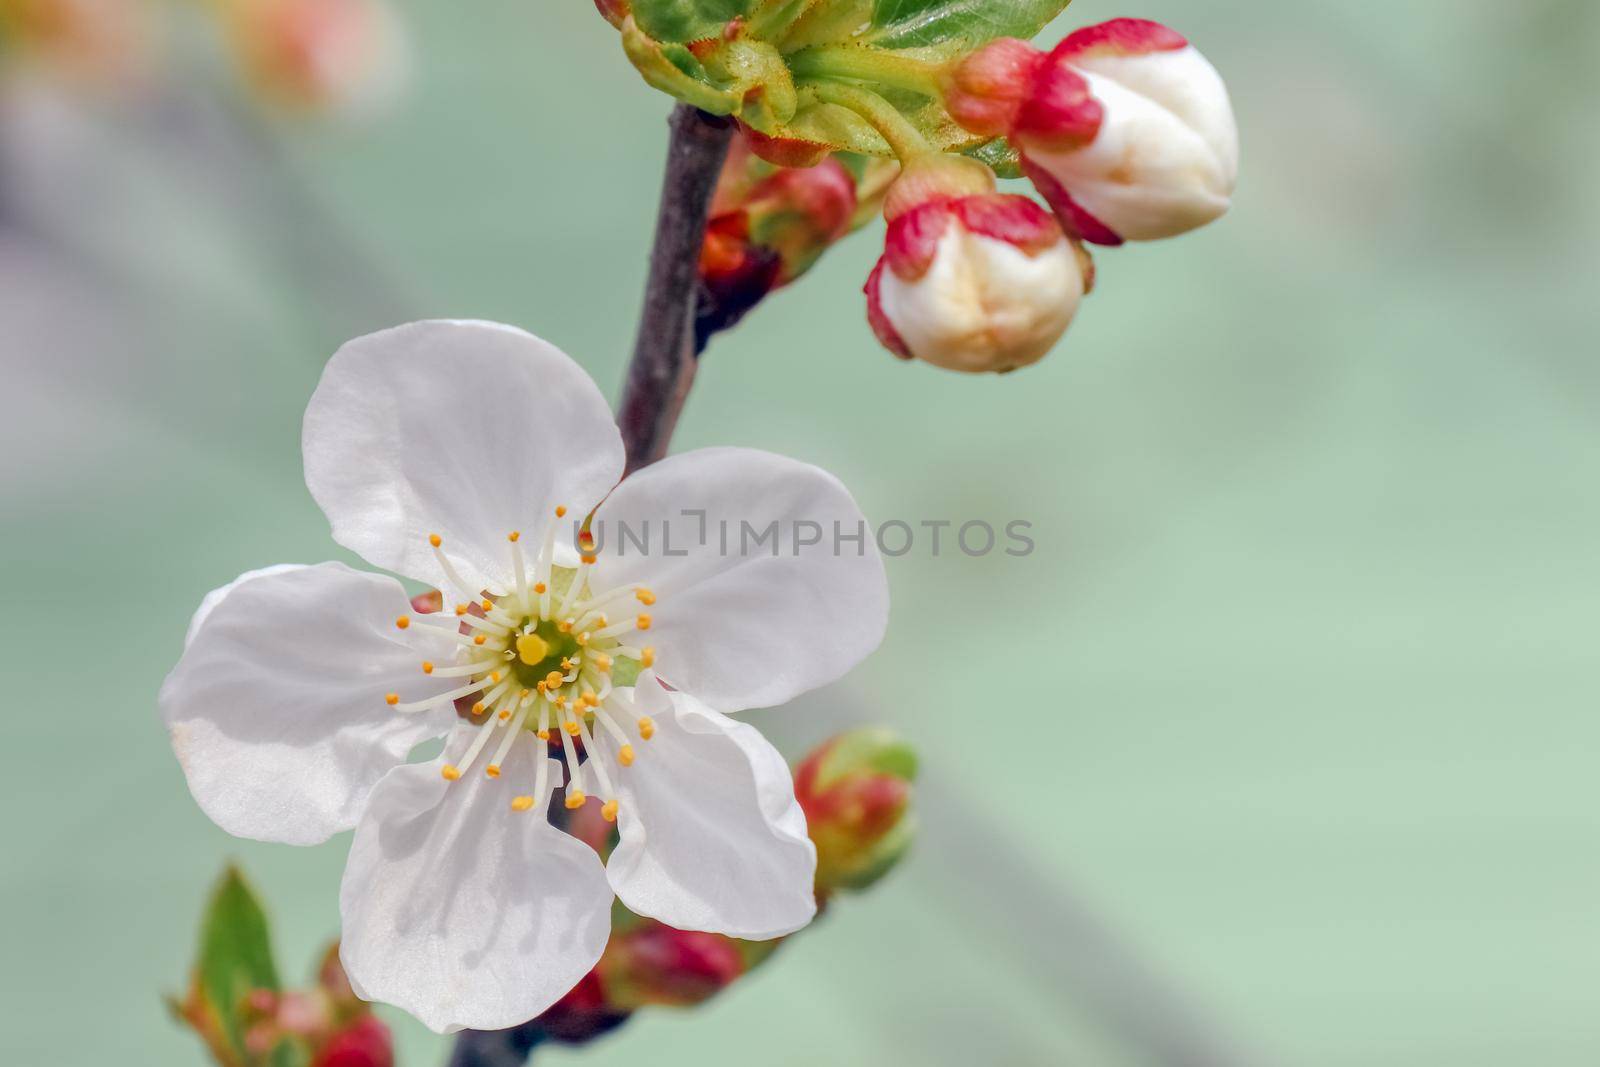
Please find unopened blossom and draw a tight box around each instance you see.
[794,727,916,895]
[947,19,1238,245]
[866,156,1089,374]
[161,320,888,1032]
[223,0,408,114]
[0,0,149,86]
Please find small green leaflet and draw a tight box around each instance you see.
[196,866,282,1061]
[861,0,1072,50]
[631,0,755,44]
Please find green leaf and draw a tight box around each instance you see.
[964,135,1021,179]
[861,0,1072,50]
[197,866,280,1057]
[631,0,755,43]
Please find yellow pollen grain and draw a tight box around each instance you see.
[441,764,461,781]
[421,661,434,675]
[637,716,655,740]
[385,693,399,706]
[635,589,655,605]
[489,671,502,683]
[536,729,551,741]
[455,604,469,617]
[395,615,411,629]
[498,709,511,721]
[618,744,635,767]
[481,598,494,612]
[473,634,487,646]
[516,633,550,665]
[511,795,535,812]
[544,670,564,689]
[555,505,568,518]
[636,613,653,630]
[508,530,520,542]
[602,799,618,823]
[485,764,501,778]
[564,790,587,809]
[641,647,655,667]
[429,533,441,547]
[563,720,581,736]
[533,582,547,594]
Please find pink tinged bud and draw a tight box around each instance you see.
[882,154,995,222]
[745,157,858,283]
[227,0,409,115]
[311,1015,393,1067]
[865,194,1087,374]
[1019,19,1238,243]
[941,37,1043,139]
[600,923,745,1010]
[795,729,919,893]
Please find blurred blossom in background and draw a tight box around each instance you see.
[3,2,1600,1066]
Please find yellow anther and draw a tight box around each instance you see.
[473,634,487,646]
[489,671,502,683]
[485,764,501,778]
[384,692,400,706]
[618,744,635,767]
[560,657,575,670]
[498,709,511,721]
[481,598,494,612]
[536,729,551,741]
[421,661,434,675]
[471,701,486,715]
[635,588,656,606]
[555,505,568,518]
[441,764,460,781]
[429,533,441,548]
[563,720,581,736]
[544,670,565,689]
[637,716,655,740]
[581,690,597,706]
[595,615,608,627]
[557,620,573,633]
[581,554,597,565]
[508,530,521,542]
[641,647,655,668]
[454,604,468,616]
[533,582,547,594]
[592,654,612,673]
[636,613,653,630]
[511,795,535,812]
[601,799,618,823]
[395,615,411,629]
[564,789,587,809]
[516,633,550,665]
[576,632,590,646]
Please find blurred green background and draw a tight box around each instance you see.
[4,0,1599,1063]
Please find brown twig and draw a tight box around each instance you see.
[615,104,735,475]
[447,105,731,1066]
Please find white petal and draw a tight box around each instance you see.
[588,447,888,710]
[339,725,612,1033]
[160,562,459,845]
[184,563,308,648]
[302,320,625,595]
[605,677,816,940]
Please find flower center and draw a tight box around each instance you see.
[383,507,660,823]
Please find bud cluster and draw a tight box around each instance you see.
[608,2,1238,375]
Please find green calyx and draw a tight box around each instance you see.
[611,0,1074,164]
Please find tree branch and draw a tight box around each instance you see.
[615,104,735,475]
